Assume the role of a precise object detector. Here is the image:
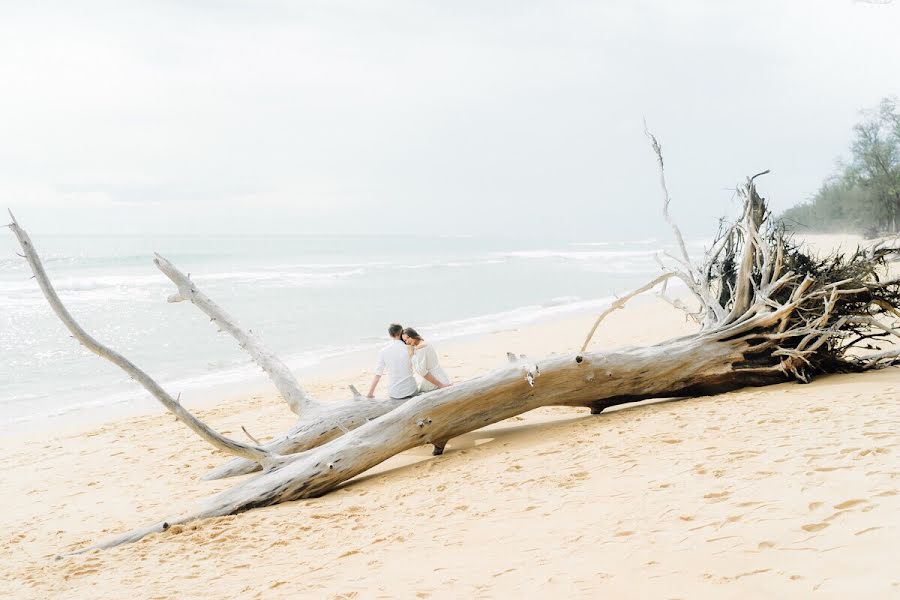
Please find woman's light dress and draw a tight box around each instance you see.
[412,343,450,393]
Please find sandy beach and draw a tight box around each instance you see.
[2,234,899,599]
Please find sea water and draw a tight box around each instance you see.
[0,233,701,432]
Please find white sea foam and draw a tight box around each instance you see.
[197,268,365,285]
[495,248,659,260]
[571,238,659,247]
[392,258,506,270]
[259,261,393,271]
[0,267,365,297]
[422,294,618,341]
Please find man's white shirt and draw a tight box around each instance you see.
[375,340,418,399]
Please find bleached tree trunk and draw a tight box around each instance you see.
[202,396,408,480]
[92,331,786,550]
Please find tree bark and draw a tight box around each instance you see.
[202,396,408,480]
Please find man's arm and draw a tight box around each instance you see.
[368,349,386,398]
[366,374,382,398]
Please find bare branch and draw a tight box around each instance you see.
[581,272,675,352]
[154,254,315,416]
[9,220,277,467]
[644,122,694,269]
[849,316,900,340]
[241,425,261,445]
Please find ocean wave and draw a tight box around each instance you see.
[198,268,365,285]
[0,266,366,296]
[571,237,712,252]
[0,254,83,271]
[0,273,166,294]
[259,261,393,271]
[571,238,659,247]
[419,294,618,341]
[0,252,222,274]
[393,258,507,270]
[494,248,660,261]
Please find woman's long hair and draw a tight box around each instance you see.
[402,327,423,341]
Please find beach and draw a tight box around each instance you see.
[2,234,899,599]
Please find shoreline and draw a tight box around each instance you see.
[0,290,672,445]
[2,289,630,438]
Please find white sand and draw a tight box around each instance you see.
[2,233,899,599]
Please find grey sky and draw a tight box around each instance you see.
[1,0,898,238]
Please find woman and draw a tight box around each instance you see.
[401,327,451,393]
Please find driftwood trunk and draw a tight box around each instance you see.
[94,332,783,549]
[203,397,407,480]
[7,134,900,553]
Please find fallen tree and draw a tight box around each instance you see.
[9,136,900,554]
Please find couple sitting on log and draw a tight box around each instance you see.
[366,323,451,399]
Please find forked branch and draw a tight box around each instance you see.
[9,216,279,468]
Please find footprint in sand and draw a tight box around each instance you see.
[67,557,103,578]
[703,490,731,502]
[834,499,867,510]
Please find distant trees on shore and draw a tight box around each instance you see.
[781,97,900,236]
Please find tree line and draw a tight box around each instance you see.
[781,97,900,236]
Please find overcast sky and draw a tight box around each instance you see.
[1,0,898,238]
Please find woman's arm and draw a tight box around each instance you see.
[415,344,448,389]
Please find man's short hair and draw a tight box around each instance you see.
[388,323,403,338]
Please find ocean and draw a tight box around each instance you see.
[0,232,701,433]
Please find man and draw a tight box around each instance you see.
[366,323,418,400]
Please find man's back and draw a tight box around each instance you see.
[375,340,418,399]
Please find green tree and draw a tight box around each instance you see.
[846,97,900,231]
[781,96,900,235]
